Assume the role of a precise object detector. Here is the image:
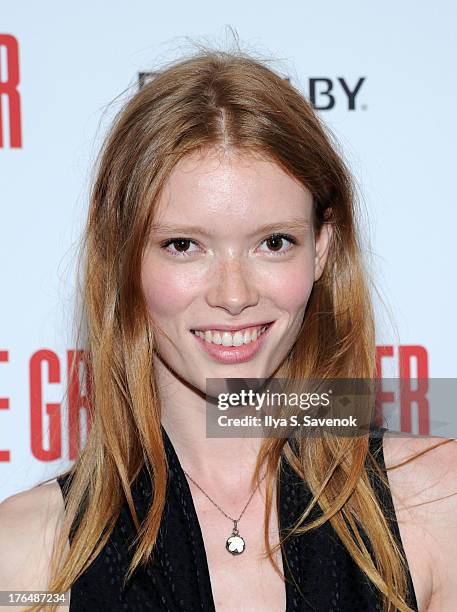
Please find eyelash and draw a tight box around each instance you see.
[160,233,298,258]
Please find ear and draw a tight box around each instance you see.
[314,222,333,282]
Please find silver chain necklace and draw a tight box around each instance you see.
[182,468,267,555]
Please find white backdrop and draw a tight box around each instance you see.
[1,1,456,501]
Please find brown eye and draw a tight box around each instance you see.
[172,239,191,252]
[161,238,199,257]
[266,236,285,251]
[259,233,297,255]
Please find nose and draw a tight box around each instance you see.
[205,256,259,316]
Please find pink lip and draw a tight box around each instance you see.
[191,322,274,364]
[191,321,272,332]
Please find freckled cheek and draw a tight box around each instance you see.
[262,263,314,312]
[141,267,199,320]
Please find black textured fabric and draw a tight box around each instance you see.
[57,426,418,611]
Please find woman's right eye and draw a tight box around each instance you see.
[161,238,199,257]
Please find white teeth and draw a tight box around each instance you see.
[193,325,269,346]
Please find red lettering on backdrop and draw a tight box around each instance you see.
[0,350,10,461]
[374,345,394,428]
[67,350,93,461]
[399,345,429,434]
[0,34,22,148]
[375,345,429,434]
[30,350,62,460]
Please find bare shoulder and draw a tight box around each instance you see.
[383,431,457,611]
[0,481,67,604]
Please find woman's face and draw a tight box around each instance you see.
[141,148,331,392]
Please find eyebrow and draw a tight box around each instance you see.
[150,219,312,238]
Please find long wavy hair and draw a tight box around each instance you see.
[26,46,451,612]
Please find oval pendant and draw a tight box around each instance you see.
[226,534,246,555]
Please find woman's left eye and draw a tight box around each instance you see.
[258,233,297,255]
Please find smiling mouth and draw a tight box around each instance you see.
[190,322,274,347]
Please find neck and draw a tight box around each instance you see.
[155,356,265,493]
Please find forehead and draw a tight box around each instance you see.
[153,148,313,227]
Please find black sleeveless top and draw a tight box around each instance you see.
[57,426,418,611]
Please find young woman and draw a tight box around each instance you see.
[1,48,456,612]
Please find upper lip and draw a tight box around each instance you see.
[191,321,274,332]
